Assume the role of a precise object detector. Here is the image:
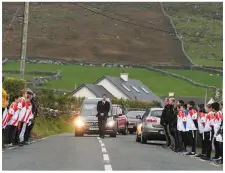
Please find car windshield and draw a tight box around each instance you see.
[80,104,98,116]
[150,110,163,117]
[127,111,144,119]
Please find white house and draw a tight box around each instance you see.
[70,73,164,105]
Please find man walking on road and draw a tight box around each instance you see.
[96,94,110,138]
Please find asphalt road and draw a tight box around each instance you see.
[2,133,223,171]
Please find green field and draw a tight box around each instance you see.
[3,62,217,97]
[163,2,222,67]
[3,74,39,81]
[166,69,222,89]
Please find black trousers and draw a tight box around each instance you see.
[218,142,223,159]
[98,118,106,137]
[7,125,17,144]
[14,122,23,144]
[163,125,171,147]
[214,140,221,158]
[189,130,197,153]
[182,132,189,150]
[199,133,206,155]
[204,130,214,158]
[24,121,34,142]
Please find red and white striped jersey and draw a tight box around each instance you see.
[18,97,27,122]
[2,102,19,127]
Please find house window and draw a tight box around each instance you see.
[131,85,140,93]
[140,86,149,93]
[122,84,131,91]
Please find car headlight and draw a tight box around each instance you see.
[107,121,115,127]
[74,119,85,127]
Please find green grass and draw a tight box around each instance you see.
[163,2,222,67]
[3,62,216,97]
[165,69,222,89]
[33,116,74,138]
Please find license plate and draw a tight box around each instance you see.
[159,131,165,135]
[89,127,99,130]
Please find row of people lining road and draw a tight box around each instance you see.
[2,77,38,148]
[160,98,223,165]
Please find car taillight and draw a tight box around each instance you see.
[145,117,157,123]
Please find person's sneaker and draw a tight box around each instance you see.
[211,157,219,161]
[8,143,14,147]
[195,154,203,157]
[214,158,223,164]
[23,141,30,145]
[186,152,196,156]
[19,142,24,146]
[201,156,210,160]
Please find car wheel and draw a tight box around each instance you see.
[110,131,117,137]
[136,133,140,142]
[75,131,84,137]
[122,125,128,135]
[141,132,147,144]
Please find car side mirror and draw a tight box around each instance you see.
[136,115,141,119]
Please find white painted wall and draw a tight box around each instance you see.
[96,78,129,100]
[72,87,97,99]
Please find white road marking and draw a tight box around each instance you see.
[8,147,16,150]
[100,143,105,147]
[97,137,100,140]
[104,164,112,171]
[102,147,107,153]
[99,140,103,143]
[103,154,110,161]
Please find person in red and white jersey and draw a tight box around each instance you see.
[211,102,223,160]
[201,104,215,160]
[186,101,198,156]
[19,90,33,146]
[2,95,21,147]
[196,104,207,158]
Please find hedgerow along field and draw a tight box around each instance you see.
[163,2,222,67]
[3,62,218,97]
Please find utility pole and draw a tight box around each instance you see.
[20,2,29,79]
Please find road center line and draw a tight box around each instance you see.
[104,164,112,171]
[100,143,105,147]
[99,140,103,143]
[103,154,109,161]
[97,137,100,140]
[102,147,107,153]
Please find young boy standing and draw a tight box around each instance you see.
[201,104,215,160]
[186,101,198,155]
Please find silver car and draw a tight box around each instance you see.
[136,108,165,144]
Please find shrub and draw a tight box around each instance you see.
[111,98,161,109]
[3,77,26,103]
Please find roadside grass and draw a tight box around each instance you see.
[3,73,39,81]
[32,115,74,138]
[165,69,222,89]
[3,62,215,97]
[163,2,222,67]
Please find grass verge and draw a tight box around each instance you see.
[32,115,74,138]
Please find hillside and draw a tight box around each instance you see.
[2,2,222,66]
[3,2,189,65]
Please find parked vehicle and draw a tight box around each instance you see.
[136,108,165,144]
[126,110,145,134]
[74,98,118,137]
[111,104,129,135]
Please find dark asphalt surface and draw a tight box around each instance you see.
[2,133,223,171]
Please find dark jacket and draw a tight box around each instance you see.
[160,104,170,126]
[96,100,110,119]
[165,105,176,126]
[31,98,38,119]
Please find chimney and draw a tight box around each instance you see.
[120,73,129,82]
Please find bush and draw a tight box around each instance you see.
[3,77,26,103]
[111,98,161,109]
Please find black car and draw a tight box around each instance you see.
[74,98,117,137]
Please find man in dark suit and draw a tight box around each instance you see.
[96,94,110,138]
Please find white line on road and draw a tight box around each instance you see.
[103,154,110,161]
[97,137,100,140]
[99,140,103,143]
[102,147,107,153]
[100,143,105,147]
[104,164,112,171]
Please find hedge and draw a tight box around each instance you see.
[3,77,26,103]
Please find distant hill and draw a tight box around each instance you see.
[2,2,222,66]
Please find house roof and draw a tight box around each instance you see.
[95,76,164,106]
[70,84,114,99]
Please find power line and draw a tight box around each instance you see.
[69,2,222,41]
